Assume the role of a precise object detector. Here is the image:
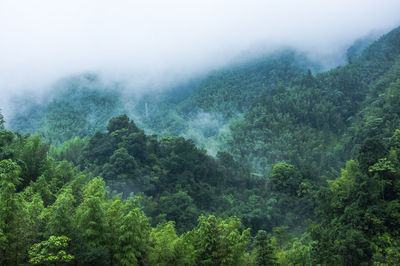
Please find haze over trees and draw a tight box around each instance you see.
[1,15,400,266]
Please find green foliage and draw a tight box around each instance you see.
[112,197,150,265]
[274,234,314,266]
[45,187,75,237]
[16,134,50,188]
[268,163,302,195]
[10,74,124,144]
[2,24,400,266]
[50,136,88,165]
[184,50,317,118]
[357,137,387,174]
[311,130,400,265]
[253,230,277,266]
[28,235,74,265]
[79,115,266,232]
[216,26,400,179]
[187,215,251,266]
[23,192,46,256]
[107,114,139,133]
[155,190,199,233]
[0,130,15,161]
[75,178,108,249]
[147,221,195,265]
[0,159,24,265]
[264,163,319,231]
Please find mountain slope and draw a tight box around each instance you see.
[225,25,400,175]
[7,26,400,177]
[135,50,318,152]
[10,74,125,143]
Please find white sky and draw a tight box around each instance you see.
[1,0,400,108]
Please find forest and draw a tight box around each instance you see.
[1,25,400,265]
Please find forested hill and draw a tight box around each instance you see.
[178,50,318,117]
[225,25,400,176]
[1,25,400,265]
[8,25,400,177]
[9,74,124,144]
[1,106,400,265]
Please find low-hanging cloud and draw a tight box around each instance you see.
[1,0,400,117]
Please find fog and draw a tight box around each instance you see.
[1,0,400,117]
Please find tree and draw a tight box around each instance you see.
[0,159,24,265]
[46,187,75,238]
[50,136,87,165]
[105,198,123,266]
[17,135,50,188]
[28,235,74,265]
[103,148,136,180]
[22,191,46,261]
[147,221,188,266]
[156,190,199,233]
[49,161,76,193]
[253,230,277,266]
[188,215,250,265]
[268,163,302,196]
[122,131,148,163]
[280,235,313,266]
[113,197,150,266]
[107,114,139,134]
[75,178,109,265]
[0,130,14,161]
[83,131,115,166]
[357,137,387,174]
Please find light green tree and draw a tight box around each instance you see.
[75,177,109,265]
[188,215,250,266]
[46,187,75,237]
[28,235,74,265]
[147,221,195,265]
[113,197,150,266]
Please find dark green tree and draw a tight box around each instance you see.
[357,137,387,174]
[253,230,277,266]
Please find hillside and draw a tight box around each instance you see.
[9,50,317,153]
[135,26,400,176]
[9,25,400,177]
[9,74,125,144]
[2,24,400,266]
[223,26,400,175]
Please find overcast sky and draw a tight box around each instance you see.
[1,0,400,110]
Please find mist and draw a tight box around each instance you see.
[1,0,400,118]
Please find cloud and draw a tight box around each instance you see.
[1,0,400,112]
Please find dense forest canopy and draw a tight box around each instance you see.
[1,24,400,265]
